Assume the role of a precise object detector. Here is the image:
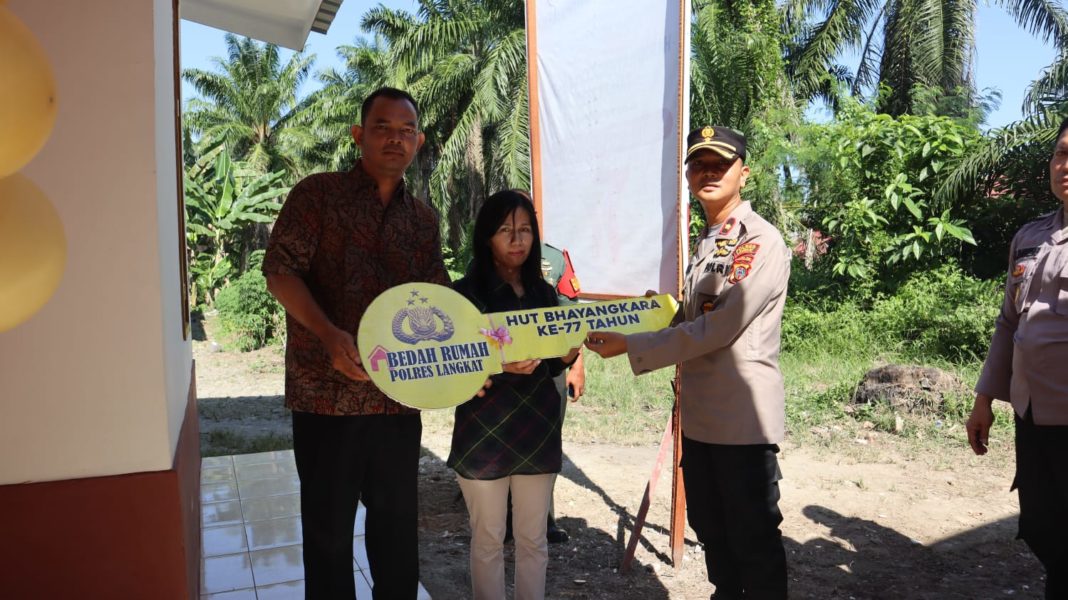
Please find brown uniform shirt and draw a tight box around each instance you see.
[626,201,790,444]
[977,207,1068,425]
[262,160,449,416]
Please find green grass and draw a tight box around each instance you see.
[202,264,1014,459]
[563,353,675,444]
[201,429,292,457]
[201,313,1015,458]
[779,345,1016,458]
[425,347,1008,451]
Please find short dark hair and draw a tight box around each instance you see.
[1057,116,1068,144]
[361,87,420,125]
[469,190,547,301]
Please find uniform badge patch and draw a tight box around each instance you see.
[734,242,760,257]
[704,260,730,275]
[727,242,759,284]
[713,239,739,257]
[557,249,581,299]
[1012,263,1026,278]
[728,263,751,284]
[541,258,553,283]
[701,300,715,313]
[721,218,737,235]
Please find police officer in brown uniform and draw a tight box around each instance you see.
[968,117,1068,600]
[586,126,790,599]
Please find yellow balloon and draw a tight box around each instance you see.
[0,174,66,332]
[0,2,58,177]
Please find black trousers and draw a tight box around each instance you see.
[292,411,422,600]
[1014,409,1068,600]
[681,436,788,600]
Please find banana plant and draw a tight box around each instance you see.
[184,143,289,307]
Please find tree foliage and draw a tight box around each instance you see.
[215,251,284,351]
[184,144,289,307]
[690,0,804,237]
[361,0,529,248]
[183,35,316,177]
[177,1,1068,330]
[298,35,411,174]
[788,99,981,287]
[785,0,1068,116]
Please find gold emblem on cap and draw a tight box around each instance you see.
[701,126,714,139]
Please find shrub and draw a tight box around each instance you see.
[783,264,1000,362]
[781,301,882,356]
[215,251,283,351]
[792,100,983,289]
[868,264,1000,360]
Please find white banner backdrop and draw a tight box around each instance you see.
[527,0,690,297]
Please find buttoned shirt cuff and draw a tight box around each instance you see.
[627,332,670,375]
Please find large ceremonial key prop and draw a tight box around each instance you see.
[357,283,678,409]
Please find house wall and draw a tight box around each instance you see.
[1,0,192,486]
[0,1,199,596]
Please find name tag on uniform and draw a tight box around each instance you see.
[703,260,731,275]
[1014,246,1039,260]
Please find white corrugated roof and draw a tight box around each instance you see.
[181,0,343,50]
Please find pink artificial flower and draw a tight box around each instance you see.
[480,325,513,348]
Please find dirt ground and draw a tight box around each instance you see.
[195,340,1046,599]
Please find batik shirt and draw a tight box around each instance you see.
[262,160,449,416]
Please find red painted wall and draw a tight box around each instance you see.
[0,368,200,599]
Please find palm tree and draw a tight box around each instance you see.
[691,0,794,130]
[690,0,805,233]
[361,0,529,248]
[183,34,316,178]
[936,104,1065,205]
[783,0,1068,273]
[298,36,404,174]
[184,143,289,306]
[785,0,1068,116]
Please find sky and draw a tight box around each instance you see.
[180,0,418,104]
[180,0,1058,130]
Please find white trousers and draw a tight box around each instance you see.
[457,473,555,600]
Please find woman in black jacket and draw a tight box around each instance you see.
[448,190,579,600]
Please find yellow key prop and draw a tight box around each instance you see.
[357,283,678,410]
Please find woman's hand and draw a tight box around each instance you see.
[562,347,580,364]
[502,359,541,375]
[966,393,995,455]
[566,350,585,402]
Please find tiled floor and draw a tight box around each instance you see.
[200,450,432,599]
